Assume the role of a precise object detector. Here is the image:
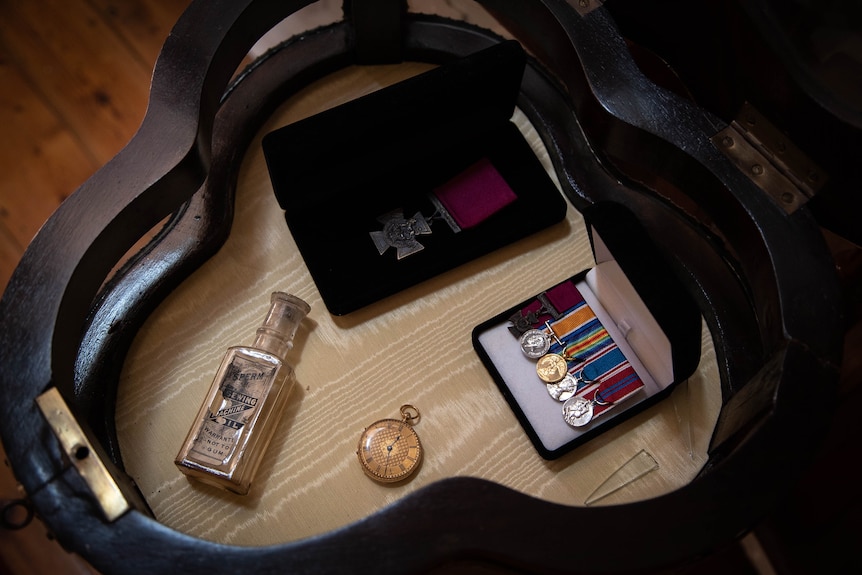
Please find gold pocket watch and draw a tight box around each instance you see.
[356,405,423,483]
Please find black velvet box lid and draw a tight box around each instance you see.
[262,41,566,315]
[472,202,702,459]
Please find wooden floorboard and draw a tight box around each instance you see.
[0,0,191,292]
[0,1,190,572]
[0,51,95,252]
[1,0,149,164]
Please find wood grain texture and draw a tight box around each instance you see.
[88,0,192,66]
[115,63,721,546]
[0,0,150,165]
[0,1,190,572]
[0,0,192,291]
[0,36,95,287]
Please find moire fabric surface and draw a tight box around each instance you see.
[117,62,720,546]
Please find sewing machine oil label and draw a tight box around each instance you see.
[190,354,276,466]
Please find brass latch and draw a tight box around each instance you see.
[712,102,826,213]
[36,387,140,522]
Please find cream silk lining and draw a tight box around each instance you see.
[117,63,720,546]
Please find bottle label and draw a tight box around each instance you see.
[189,355,276,466]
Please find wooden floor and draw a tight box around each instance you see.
[1,2,860,575]
[0,1,191,572]
[0,0,192,293]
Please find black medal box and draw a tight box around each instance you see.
[473,202,702,459]
[263,41,566,315]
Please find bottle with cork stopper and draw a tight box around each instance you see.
[175,292,311,494]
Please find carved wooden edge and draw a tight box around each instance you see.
[0,1,844,573]
[494,2,844,363]
[23,346,838,574]
[74,23,357,467]
[0,0,319,490]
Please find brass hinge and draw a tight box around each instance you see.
[712,102,827,213]
[568,0,604,17]
[36,387,139,522]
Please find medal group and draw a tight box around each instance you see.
[509,280,645,429]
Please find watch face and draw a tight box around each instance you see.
[357,418,422,483]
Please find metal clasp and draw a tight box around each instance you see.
[36,387,142,522]
[712,102,826,213]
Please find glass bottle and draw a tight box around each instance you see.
[175,292,311,495]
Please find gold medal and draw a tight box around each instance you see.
[536,353,568,383]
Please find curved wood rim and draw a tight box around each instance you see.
[0,2,843,573]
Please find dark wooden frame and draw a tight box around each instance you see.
[0,1,843,573]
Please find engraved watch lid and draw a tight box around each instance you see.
[252,292,311,358]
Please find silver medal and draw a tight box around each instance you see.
[547,374,578,401]
[519,329,551,359]
[370,210,432,259]
[562,395,594,427]
[561,387,612,427]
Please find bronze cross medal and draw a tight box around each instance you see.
[370,210,432,260]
